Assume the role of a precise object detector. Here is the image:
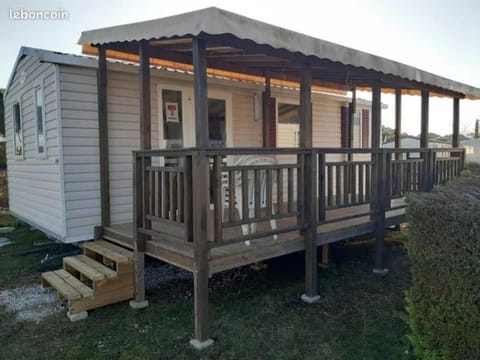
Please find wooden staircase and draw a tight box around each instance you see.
[41,240,134,321]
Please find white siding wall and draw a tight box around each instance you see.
[59,65,101,240]
[4,56,64,238]
[108,70,167,224]
[312,94,342,148]
[231,90,262,147]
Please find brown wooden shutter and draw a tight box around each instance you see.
[362,109,370,148]
[268,97,277,147]
[341,106,349,148]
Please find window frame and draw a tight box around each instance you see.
[352,110,362,148]
[12,99,24,160]
[277,100,301,148]
[34,81,47,158]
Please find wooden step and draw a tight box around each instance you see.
[42,270,93,300]
[63,255,116,281]
[83,240,133,263]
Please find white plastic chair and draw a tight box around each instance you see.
[223,155,278,243]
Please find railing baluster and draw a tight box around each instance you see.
[242,170,249,222]
[178,172,184,222]
[349,162,355,199]
[254,169,261,218]
[213,155,223,242]
[184,155,193,242]
[169,171,175,221]
[148,169,153,217]
[327,165,333,206]
[277,168,284,214]
[162,170,169,219]
[154,170,160,217]
[228,171,236,222]
[365,163,371,202]
[359,164,364,202]
[266,169,273,217]
[343,164,349,205]
[335,165,342,206]
[318,153,326,221]
[288,167,294,213]
[297,154,305,225]
[141,157,146,229]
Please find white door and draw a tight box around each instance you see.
[157,84,194,148]
[158,85,232,148]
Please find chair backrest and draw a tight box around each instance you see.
[234,155,278,207]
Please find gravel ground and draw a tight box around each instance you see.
[0,260,255,323]
[0,286,63,322]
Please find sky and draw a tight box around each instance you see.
[1,0,479,136]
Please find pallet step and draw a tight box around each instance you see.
[42,270,93,300]
[83,240,133,263]
[64,254,117,281]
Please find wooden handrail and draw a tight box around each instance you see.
[132,147,465,247]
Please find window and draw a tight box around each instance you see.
[352,111,362,147]
[278,103,300,147]
[343,107,370,148]
[13,102,23,157]
[208,98,226,147]
[35,86,45,155]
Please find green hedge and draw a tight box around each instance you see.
[405,176,480,360]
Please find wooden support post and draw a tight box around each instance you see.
[97,45,111,228]
[371,85,381,148]
[452,98,460,148]
[130,40,151,310]
[419,90,430,192]
[347,88,356,195]
[299,66,312,148]
[394,89,402,160]
[190,37,214,350]
[430,150,437,189]
[420,91,429,149]
[299,65,320,303]
[349,88,356,150]
[262,74,271,148]
[373,150,388,275]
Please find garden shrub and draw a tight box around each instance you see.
[405,176,480,360]
[406,177,480,360]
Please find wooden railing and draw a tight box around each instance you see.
[132,147,465,248]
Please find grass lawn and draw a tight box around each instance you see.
[0,214,413,359]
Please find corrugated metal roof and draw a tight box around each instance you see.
[78,7,480,99]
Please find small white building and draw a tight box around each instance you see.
[383,136,451,158]
[461,138,480,163]
[3,47,373,243]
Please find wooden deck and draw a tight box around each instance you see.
[104,199,406,274]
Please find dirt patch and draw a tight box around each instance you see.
[0,286,63,322]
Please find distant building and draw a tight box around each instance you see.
[461,138,480,163]
[383,136,451,158]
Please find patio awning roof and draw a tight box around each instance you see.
[78,7,480,99]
